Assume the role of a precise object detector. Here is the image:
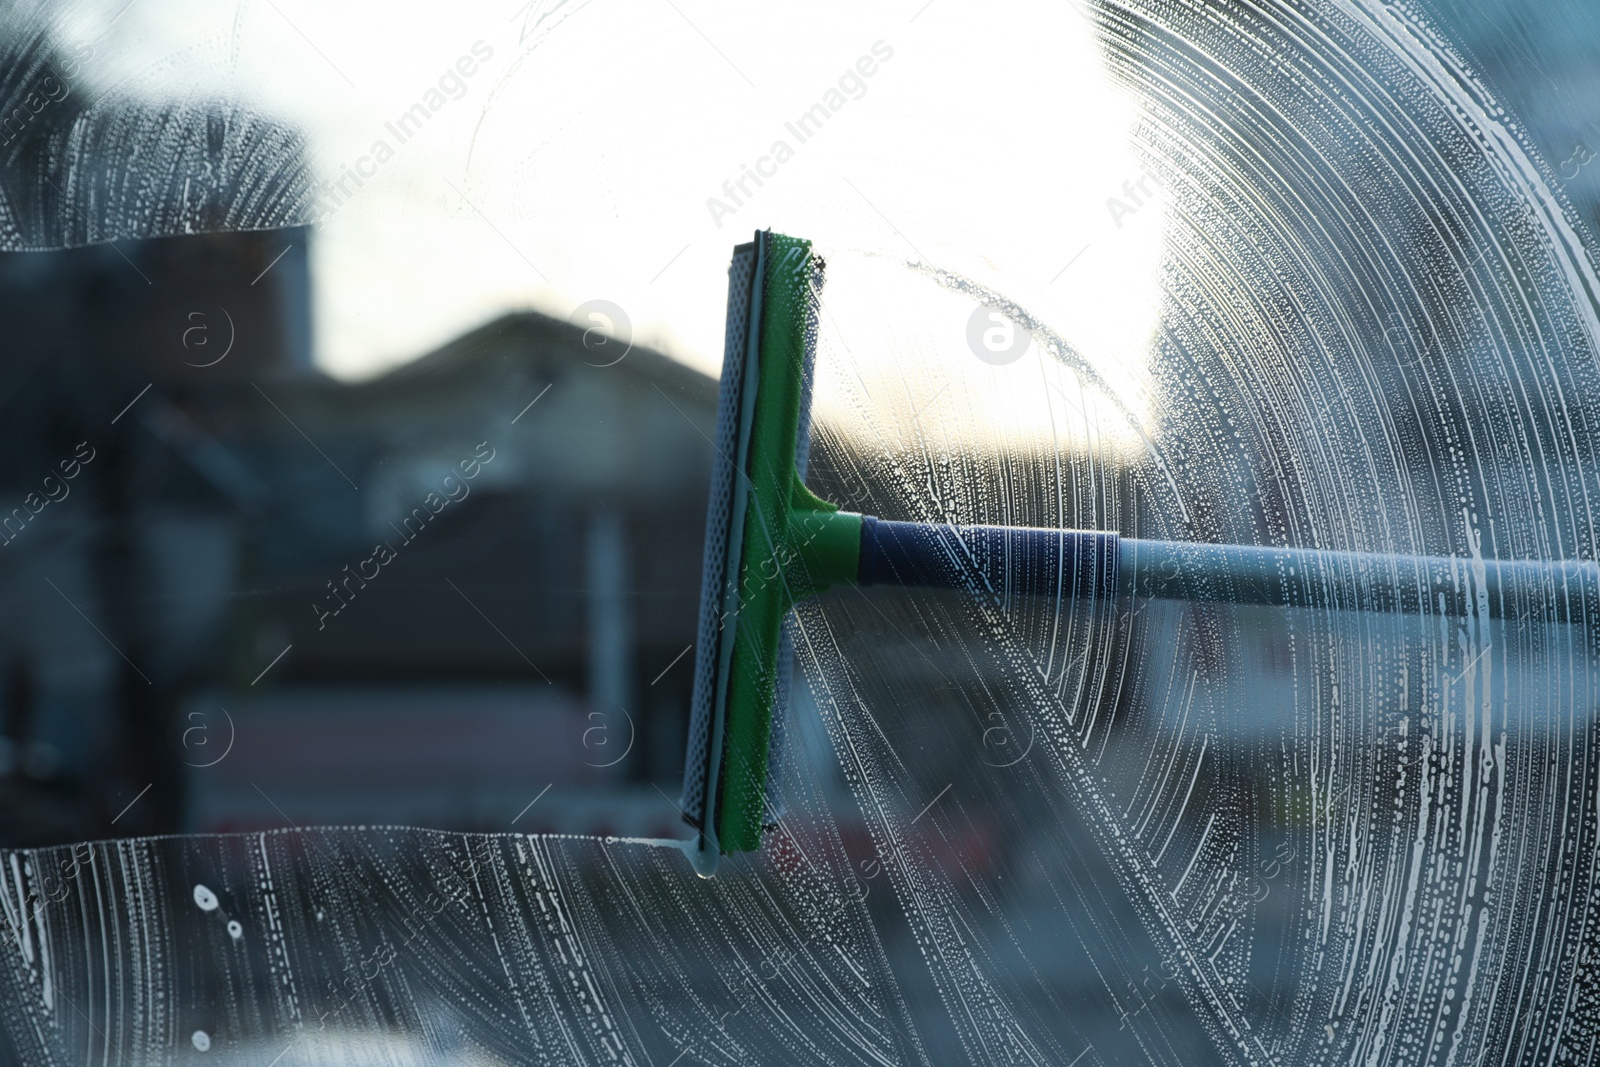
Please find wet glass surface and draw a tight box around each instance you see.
[2,1,1600,1063]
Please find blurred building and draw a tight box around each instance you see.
[200,306,717,837]
[0,227,715,844]
[0,226,313,844]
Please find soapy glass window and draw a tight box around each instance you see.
[0,1,1596,1064]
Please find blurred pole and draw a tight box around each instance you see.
[586,509,634,761]
[87,347,184,836]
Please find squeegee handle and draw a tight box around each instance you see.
[854,516,1598,621]
[855,516,1120,599]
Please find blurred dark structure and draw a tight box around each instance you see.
[0,226,715,845]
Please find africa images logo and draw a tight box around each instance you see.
[309,40,495,226]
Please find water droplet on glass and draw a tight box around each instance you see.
[227,920,242,940]
[193,885,218,911]
[191,1030,210,1052]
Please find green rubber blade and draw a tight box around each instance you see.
[714,232,860,853]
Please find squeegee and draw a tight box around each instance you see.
[678,230,1598,875]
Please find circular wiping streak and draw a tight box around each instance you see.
[896,255,1192,526]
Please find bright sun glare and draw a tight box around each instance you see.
[77,0,1164,446]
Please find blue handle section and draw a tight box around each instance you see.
[856,516,1121,601]
[1125,539,1600,622]
[855,517,1600,623]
